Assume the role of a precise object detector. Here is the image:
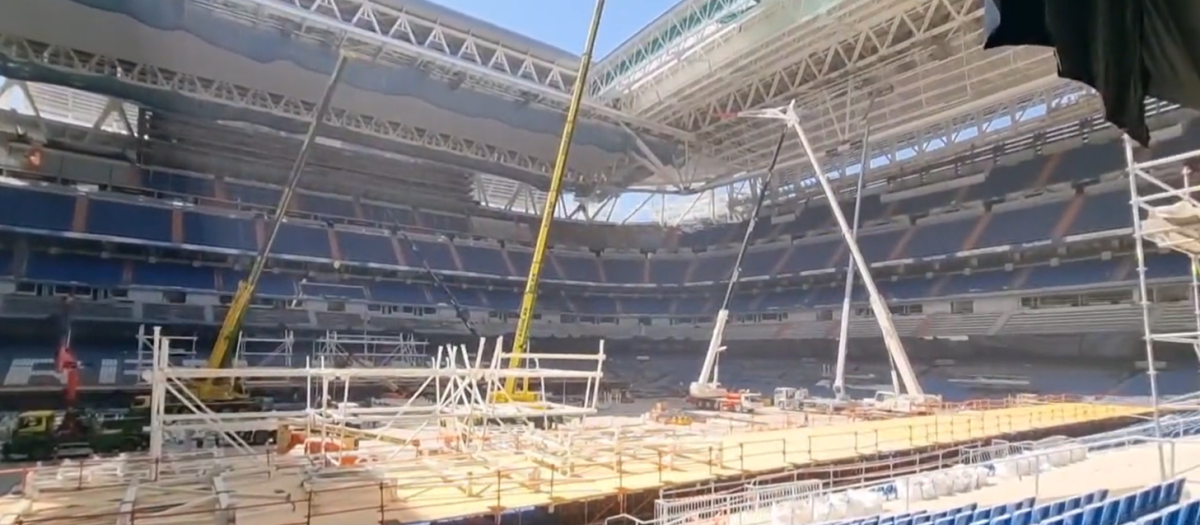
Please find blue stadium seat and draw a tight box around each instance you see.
[603,257,646,284]
[183,212,258,252]
[691,255,735,282]
[0,251,14,277]
[941,269,1014,296]
[226,182,280,207]
[858,230,903,263]
[142,170,215,198]
[780,239,841,273]
[976,201,1065,248]
[508,250,560,280]
[370,282,431,305]
[890,189,959,216]
[648,257,689,285]
[274,223,332,259]
[1145,253,1190,280]
[481,289,520,311]
[573,296,618,315]
[555,254,602,282]
[218,270,295,297]
[300,194,357,218]
[757,291,808,311]
[742,248,784,278]
[26,252,123,287]
[0,186,75,232]
[131,261,216,290]
[1023,259,1121,290]
[360,203,417,226]
[1069,191,1132,236]
[420,212,469,233]
[622,296,669,315]
[966,162,1041,201]
[335,230,397,265]
[903,218,975,259]
[1055,142,1123,185]
[885,277,934,301]
[298,280,368,300]
[455,245,509,276]
[404,239,457,271]
[86,199,174,243]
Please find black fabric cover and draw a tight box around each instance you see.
[984,0,1200,147]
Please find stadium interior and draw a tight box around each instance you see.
[7,1,1200,525]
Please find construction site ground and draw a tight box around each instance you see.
[0,402,1145,525]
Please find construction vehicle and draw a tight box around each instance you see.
[688,131,787,409]
[862,390,941,414]
[489,0,606,405]
[772,387,810,411]
[2,410,148,461]
[0,299,150,461]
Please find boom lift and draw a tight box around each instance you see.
[687,129,788,410]
[491,0,607,404]
[137,54,349,409]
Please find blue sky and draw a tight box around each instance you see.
[429,0,682,57]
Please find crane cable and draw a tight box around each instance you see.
[398,233,480,339]
[705,128,787,379]
[503,0,608,399]
[717,128,789,312]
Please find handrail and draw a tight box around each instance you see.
[613,411,1200,525]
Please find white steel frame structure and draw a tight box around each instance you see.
[736,101,924,398]
[1121,135,1200,479]
[141,327,605,464]
[313,330,429,368]
[234,330,296,368]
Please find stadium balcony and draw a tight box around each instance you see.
[6,123,1198,288]
[0,181,1148,287]
[5,248,1191,318]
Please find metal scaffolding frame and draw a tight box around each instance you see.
[313,330,429,368]
[141,327,606,465]
[134,324,199,382]
[1121,136,1200,480]
[235,330,295,368]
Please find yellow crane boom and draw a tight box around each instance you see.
[499,0,608,402]
[203,54,349,400]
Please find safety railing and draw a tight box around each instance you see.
[0,402,1140,525]
[630,411,1200,525]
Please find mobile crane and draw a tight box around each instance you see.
[687,129,787,411]
[133,54,350,412]
[490,0,606,404]
[4,300,148,460]
[734,101,938,411]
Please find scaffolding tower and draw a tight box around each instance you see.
[1122,134,1200,480]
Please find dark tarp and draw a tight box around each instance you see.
[984,0,1200,147]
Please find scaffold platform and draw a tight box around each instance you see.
[2,402,1144,525]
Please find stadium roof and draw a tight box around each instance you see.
[0,0,1151,209]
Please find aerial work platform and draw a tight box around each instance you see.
[4,402,1143,525]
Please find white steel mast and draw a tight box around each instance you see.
[738,101,924,397]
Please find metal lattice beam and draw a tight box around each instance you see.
[0,34,602,181]
[191,0,685,139]
[619,0,1110,193]
[590,0,768,99]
